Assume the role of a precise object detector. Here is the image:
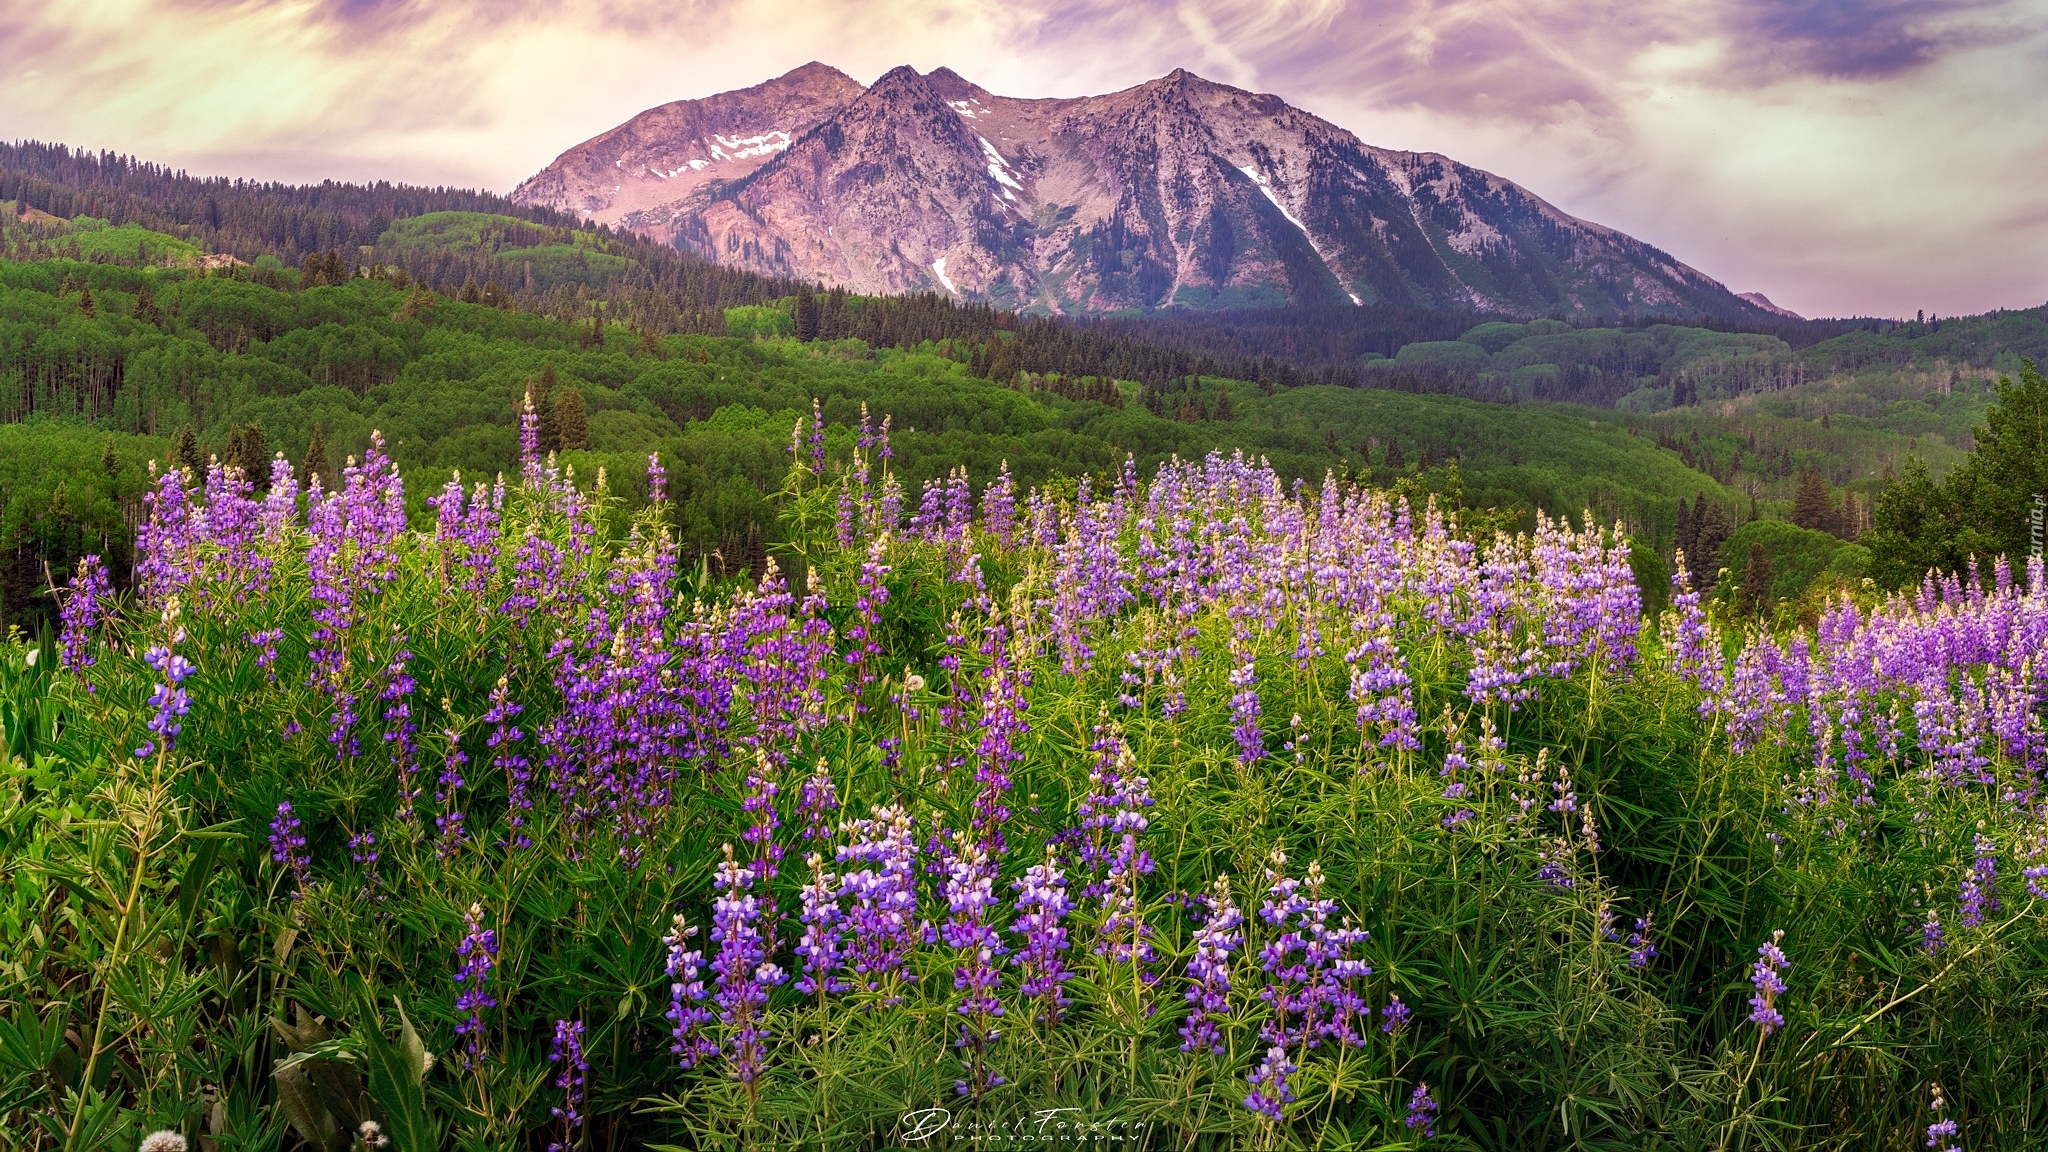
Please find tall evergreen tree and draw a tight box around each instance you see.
[130,279,159,325]
[304,424,330,489]
[794,288,820,342]
[1792,471,1834,533]
[1691,495,1733,576]
[228,423,269,490]
[532,366,562,454]
[172,424,201,476]
[553,386,591,451]
[1738,541,1774,616]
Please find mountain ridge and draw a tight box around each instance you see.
[512,63,1773,321]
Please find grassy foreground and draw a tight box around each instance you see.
[0,412,2044,1151]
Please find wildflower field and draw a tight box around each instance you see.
[3,404,2045,1151]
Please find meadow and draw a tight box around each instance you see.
[1,400,2043,1150]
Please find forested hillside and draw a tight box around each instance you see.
[0,253,1748,632]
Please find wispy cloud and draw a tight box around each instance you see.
[2,0,2043,316]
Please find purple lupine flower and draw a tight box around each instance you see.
[1180,875,1243,1054]
[58,555,113,674]
[1959,834,1999,929]
[347,830,385,909]
[484,677,532,849]
[1380,995,1411,1035]
[971,620,1028,854]
[843,540,890,709]
[647,452,668,505]
[1922,908,1945,954]
[982,461,1016,547]
[1747,930,1789,1037]
[1011,850,1074,1027]
[135,463,200,603]
[1405,1082,1439,1138]
[1926,1085,1959,1152]
[808,398,826,478]
[739,749,783,881]
[798,759,840,843]
[1536,838,1576,891]
[1253,854,1366,1057]
[137,637,196,759]
[269,801,310,898]
[1090,767,1158,990]
[435,729,469,860]
[520,387,541,481]
[1244,1044,1296,1122]
[547,1019,587,1152]
[836,805,921,1001]
[1627,915,1658,968]
[663,915,715,1069]
[795,852,848,998]
[1228,654,1263,766]
[245,628,284,682]
[939,832,1006,1096]
[454,903,500,1065]
[709,845,785,1086]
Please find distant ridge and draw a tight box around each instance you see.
[514,63,1776,321]
[1739,292,1804,320]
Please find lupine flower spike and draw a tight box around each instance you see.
[1748,930,1789,1036]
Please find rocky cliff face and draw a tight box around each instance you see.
[514,64,1765,319]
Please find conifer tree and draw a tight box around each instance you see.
[1738,541,1774,616]
[1383,438,1404,471]
[1792,471,1834,533]
[532,367,562,454]
[304,424,330,489]
[101,437,121,481]
[78,285,95,317]
[794,288,820,342]
[554,386,591,451]
[131,280,159,325]
[460,275,481,304]
[1212,385,1234,421]
[228,423,269,490]
[172,424,201,476]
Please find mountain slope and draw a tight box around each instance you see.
[521,64,1766,320]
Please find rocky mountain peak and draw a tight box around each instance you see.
[511,65,1769,320]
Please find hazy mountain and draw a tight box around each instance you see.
[1738,291,1805,320]
[514,64,1771,320]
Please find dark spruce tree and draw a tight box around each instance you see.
[304,424,330,489]
[794,288,820,342]
[172,424,202,476]
[531,366,562,454]
[554,386,590,452]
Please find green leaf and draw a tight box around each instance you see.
[176,835,223,929]
[347,975,440,1152]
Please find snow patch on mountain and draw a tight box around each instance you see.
[931,257,957,293]
[1238,166,1359,305]
[711,131,792,162]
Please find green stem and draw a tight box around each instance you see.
[65,755,162,1152]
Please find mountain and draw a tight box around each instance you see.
[1738,291,1804,320]
[527,63,1769,320]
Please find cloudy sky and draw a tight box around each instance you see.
[4,0,2045,318]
